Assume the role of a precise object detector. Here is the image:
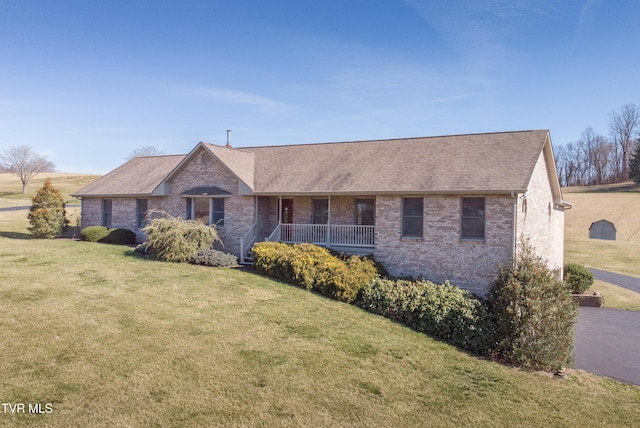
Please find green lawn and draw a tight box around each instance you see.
[563,184,640,277]
[0,236,639,426]
[0,177,639,426]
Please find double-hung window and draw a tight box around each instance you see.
[402,197,423,238]
[355,199,375,225]
[212,198,225,228]
[461,197,485,240]
[312,199,329,224]
[136,199,148,228]
[101,199,112,228]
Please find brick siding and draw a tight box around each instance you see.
[515,151,565,277]
[79,146,564,294]
[374,194,515,296]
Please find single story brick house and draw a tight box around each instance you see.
[73,130,571,295]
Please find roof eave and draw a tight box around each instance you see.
[71,193,156,198]
[252,189,527,197]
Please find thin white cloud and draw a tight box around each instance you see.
[573,0,601,50]
[176,85,293,114]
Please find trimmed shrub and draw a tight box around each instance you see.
[488,243,578,371]
[100,228,137,245]
[252,242,378,303]
[80,226,110,242]
[358,278,494,355]
[564,263,594,294]
[28,179,69,238]
[190,249,238,267]
[142,213,220,262]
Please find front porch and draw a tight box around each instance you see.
[240,195,377,263]
[267,223,375,248]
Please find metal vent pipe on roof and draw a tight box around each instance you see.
[226,130,232,147]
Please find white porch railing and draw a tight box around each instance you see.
[275,224,375,247]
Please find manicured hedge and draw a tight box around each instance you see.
[80,226,136,245]
[100,228,137,245]
[251,242,378,303]
[358,278,494,355]
[564,263,594,294]
[80,226,110,242]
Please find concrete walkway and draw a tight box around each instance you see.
[574,307,640,385]
[588,268,640,294]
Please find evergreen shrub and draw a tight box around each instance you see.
[358,278,493,355]
[80,226,110,242]
[142,213,220,262]
[28,179,69,238]
[190,249,238,267]
[101,228,137,245]
[488,243,578,371]
[564,263,594,294]
[252,242,378,303]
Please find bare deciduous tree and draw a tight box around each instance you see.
[126,146,165,160]
[0,146,56,193]
[609,103,640,181]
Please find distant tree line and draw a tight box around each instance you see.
[555,103,640,187]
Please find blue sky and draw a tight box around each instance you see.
[1,0,639,173]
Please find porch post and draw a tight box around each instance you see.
[278,196,282,242]
[327,195,331,246]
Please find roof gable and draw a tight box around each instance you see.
[162,142,255,191]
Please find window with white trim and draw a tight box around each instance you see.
[187,198,225,228]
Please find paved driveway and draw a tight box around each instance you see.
[574,307,640,385]
[589,268,640,294]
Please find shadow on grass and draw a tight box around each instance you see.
[0,231,31,239]
[122,249,168,264]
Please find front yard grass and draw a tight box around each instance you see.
[1,236,639,427]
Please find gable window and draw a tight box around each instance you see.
[136,199,148,228]
[461,197,485,240]
[312,199,329,224]
[188,198,225,228]
[355,199,375,225]
[402,197,423,238]
[101,199,112,228]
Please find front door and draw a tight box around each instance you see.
[280,199,293,241]
[280,199,293,223]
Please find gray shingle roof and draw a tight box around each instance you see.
[73,130,556,198]
[244,130,550,195]
[72,155,185,197]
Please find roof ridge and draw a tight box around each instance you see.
[240,129,548,149]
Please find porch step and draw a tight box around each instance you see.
[241,250,254,265]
